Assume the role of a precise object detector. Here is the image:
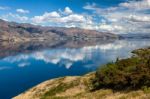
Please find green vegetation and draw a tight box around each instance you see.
[14,47,150,99]
[41,78,80,99]
[92,47,150,91]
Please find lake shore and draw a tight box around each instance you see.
[13,47,150,99]
[13,71,150,99]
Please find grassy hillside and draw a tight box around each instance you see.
[93,47,150,91]
[13,47,150,99]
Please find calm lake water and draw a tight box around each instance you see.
[0,39,150,99]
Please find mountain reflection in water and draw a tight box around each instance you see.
[0,39,150,99]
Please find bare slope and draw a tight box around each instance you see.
[0,19,118,42]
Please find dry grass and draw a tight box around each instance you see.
[13,72,150,99]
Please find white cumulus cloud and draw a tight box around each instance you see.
[0,6,10,10]
[16,9,30,14]
[32,8,88,25]
[32,11,61,23]
[64,7,73,14]
[0,13,29,23]
[1,0,149,34]
[83,0,150,34]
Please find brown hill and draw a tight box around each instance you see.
[0,19,118,42]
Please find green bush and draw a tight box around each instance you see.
[92,48,150,91]
[142,86,150,93]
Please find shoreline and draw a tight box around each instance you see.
[13,47,150,99]
[13,71,150,99]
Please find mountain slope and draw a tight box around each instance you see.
[0,19,118,42]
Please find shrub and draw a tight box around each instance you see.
[142,86,150,93]
[92,48,150,91]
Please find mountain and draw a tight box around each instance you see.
[119,33,150,39]
[0,39,116,59]
[0,19,118,42]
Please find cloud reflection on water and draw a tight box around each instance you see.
[2,40,150,70]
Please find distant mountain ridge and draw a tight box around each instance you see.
[119,33,150,39]
[0,19,118,42]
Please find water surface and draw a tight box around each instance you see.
[0,39,150,99]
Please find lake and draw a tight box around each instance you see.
[0,39,150,99]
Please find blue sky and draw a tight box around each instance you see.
[0,0,150,34]
[0,0,127,16]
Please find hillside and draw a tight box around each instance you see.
[13,74,150,99]
[13,47,150,99]
[0,19,118,42]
